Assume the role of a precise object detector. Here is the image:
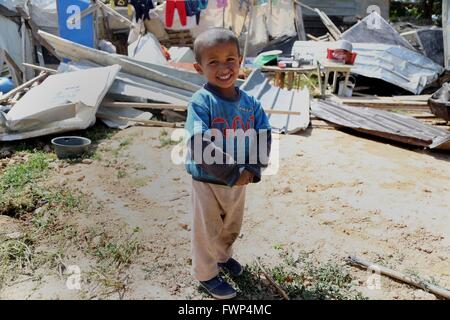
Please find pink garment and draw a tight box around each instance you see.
[216,0,228,9]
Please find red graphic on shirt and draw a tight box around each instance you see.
[212,116,255,137]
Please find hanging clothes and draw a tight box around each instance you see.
[129,0,155,21]
[239,0,251,11]
[185,0,208,25]
[266,0,296,38]
[216,0,227,9]
[165,0,188,27]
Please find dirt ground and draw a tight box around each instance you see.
[1,125,449,300]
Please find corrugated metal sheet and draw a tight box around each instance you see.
[58,61,194,104]
[311,99,450,150]
[240,70,310,134]
[341,12,415,51]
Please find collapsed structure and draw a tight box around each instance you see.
[0,0,449,151]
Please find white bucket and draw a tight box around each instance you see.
[338,80,355,97]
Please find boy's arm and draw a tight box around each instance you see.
[186,102,244,187]
[245,99,272,183]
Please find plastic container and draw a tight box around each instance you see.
[338,80,355,97]
[0,77,14,94]
[327,49,357,65]
[51,136,91,159]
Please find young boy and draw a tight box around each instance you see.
[185,28,272,300]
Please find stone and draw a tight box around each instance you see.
[0,147,12,158]
[5,231,23,240]
[82,159,93,164]
[179,223,190,231]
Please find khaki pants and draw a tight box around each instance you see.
[191,180,246,281]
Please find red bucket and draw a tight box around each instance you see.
[327,49,357,65]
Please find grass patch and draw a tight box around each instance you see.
[117,170,127,179]
[84,228,142,298]
[0,148,89,291]
[0,153,54,217]
[30,189,84,230]
[216,249,366,300]
[159,129,182,148]
[110,137,134,158]
[93,238,140,267]
[0,233,59,290]
[119,138,132,148]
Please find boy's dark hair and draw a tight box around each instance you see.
[193,28,240,63]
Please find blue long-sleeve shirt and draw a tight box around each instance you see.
[185,84,272,187]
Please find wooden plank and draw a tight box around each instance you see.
[315,9,341,40]
[0,49,22,86]
[307,33,322,42]
[96,113,182,128]
[0,72,47,103]
[95,0,133,27]
[22,63,58,74]
[102,101,303,116]
[338,97,429,106]
[2,50,23,80]
[392,95,432,102]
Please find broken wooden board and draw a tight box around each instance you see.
[311,99,450,150]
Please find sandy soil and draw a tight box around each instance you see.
[1,126,449,300]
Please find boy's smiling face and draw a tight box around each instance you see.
[194,41,243,98]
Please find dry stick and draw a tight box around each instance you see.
[307,33,322,42]
[2,49,23,83]
[22,63,58,74]
[0,71,48,103]
[255,259,290,300]
[102,101,302,116]
[347,256,450,300]
[95,0,134,27]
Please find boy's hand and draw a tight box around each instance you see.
[235,170,254,186]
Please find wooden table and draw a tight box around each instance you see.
[319,60,353,96]
[261,65,321,92]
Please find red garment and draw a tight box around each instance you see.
[165,0,187,27]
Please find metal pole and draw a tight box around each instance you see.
[241,1,254,68]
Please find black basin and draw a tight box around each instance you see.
[51,136,91,159]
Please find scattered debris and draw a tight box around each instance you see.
[402,28,444,67]
[341,12,416,51]
[311,99,450,150]
[428,83,450,121]
[0,66,120,141]
[292,41,444,95]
